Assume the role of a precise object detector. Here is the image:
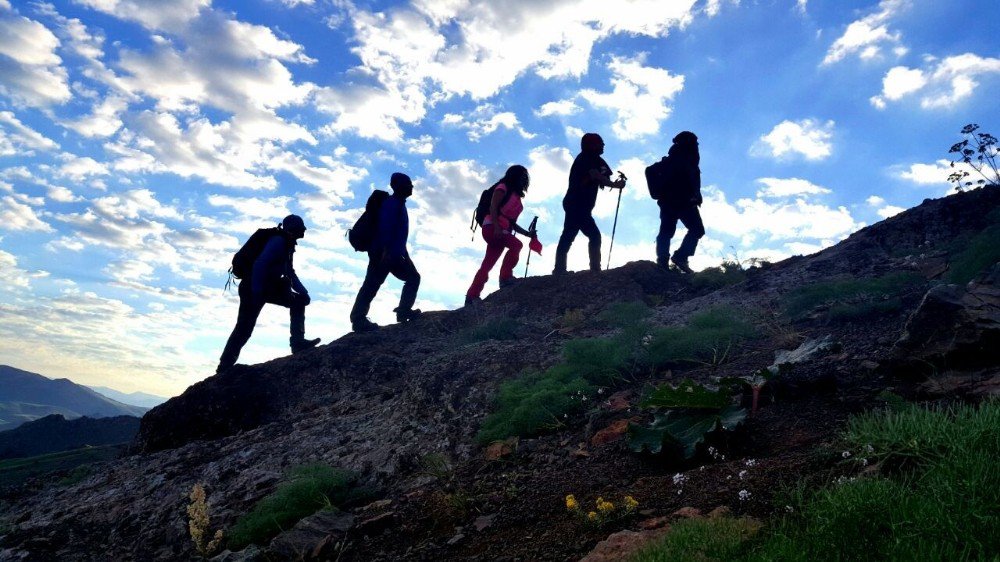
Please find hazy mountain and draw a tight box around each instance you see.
[88,386,169,409]
[0,366,148,431]
[0,414,140,460]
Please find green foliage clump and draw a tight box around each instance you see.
[598,300,653,328]
[946,221,1000,284]
[782,272,923,321]
[645,306,754,367]
[689,260,748,291]
[458,317,522,343]
[630,517,761,562]
[227,464,362,550]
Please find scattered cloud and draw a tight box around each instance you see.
[0,193,53,232]
[822,0,908,66]
[442,104,536,142]
[752,119,834,161]
[871,54,1000,109]
[0,12,71,107]
[579,55,684,140]
[535,100,581,117]
[755,177,831,197]
[0,110,60,153]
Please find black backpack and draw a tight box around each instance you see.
[645,156,674,200]
[231,227,282,279]
[472,184,513,229]
[348,190,389,252]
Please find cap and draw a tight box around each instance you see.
[390,172,413,189]
[672,131,698,146]
[581,133,604,152]
[282,214,306,233]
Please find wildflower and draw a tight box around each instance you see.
[738,470,747,480]
[624,496,639,512]
[785,505,794,513]
[597,388,605,395]
[841,450,852,459]
[672,473,687,486]
[744,458,756,467]
[738,489,751,501]
[860,457,869,467]
[565,494,579,511]
[597,499,614,514]
[587,511,598,522]
[864,444,875,454]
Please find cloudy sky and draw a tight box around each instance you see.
[0,0,997,397]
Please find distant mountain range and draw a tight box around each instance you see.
[0,414,141,460]
[0,365,148,431]
[87,386,169,409]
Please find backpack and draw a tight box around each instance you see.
[472,184,513,229]
[644,156,674,200]
[348,190,389,252]
[231,227,282,279]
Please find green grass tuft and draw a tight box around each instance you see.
[630,517,761,562]
[946,222,1000,284]
[689,260,748,291]
[458,317,522,343]
[475,367,591,444]
[645,306,754,367]
[782,272,923,320]
[227,464,362,550]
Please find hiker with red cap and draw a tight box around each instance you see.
[645,131,704,273]
[217,214,320,374]
[553,133,626,274]
[350,172,422,332]
[465,165,539,305]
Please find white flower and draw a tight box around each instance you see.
[841,451,852,459]
[738,489,751,501]
[864,444,875,454]
[672,473,688,486]
[784,505,794,513]
[738,470,747,480]
[744,459,756,467]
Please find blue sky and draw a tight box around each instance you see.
[0,0,997,397]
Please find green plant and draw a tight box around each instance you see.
[566,493,639,527]
[782,272,923,321]
[598,301,653,328]
[690,259,748,291]
[56,465,92,487]
[227,464,362,550]
[630,516,761,562]
[458,317,521,343]
[945,220,1000,284]
[948,123,999,191]
[645,306,754,367]
[627,380,748,458]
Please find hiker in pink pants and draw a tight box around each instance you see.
[466,165,536,305]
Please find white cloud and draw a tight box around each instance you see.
[579,55,684,140]
[866,195,885,206]
[63,95,128,137]
[0,1,10,11]
[702,186,862,242]
[442,104,536,142]
[535,100,581,117]
[526,145,574,203]
[756,177,831,197]
[47,185,82,202]
[57,152,110,181]
[0,249,34,288]
[752,119,834,161]
[822,0,907,66]
[876,205,904,218]
[0,13,71,107]
[898,160,950,185]
[75,0,210,32]
[872,54,1000,109]
[0,193,53,232]
[0,110,60,153]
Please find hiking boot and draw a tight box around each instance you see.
[215,361,235,376]
[465,295,482,306]
[499,277,519,288]
[352,318,380,332]
[671,255,694,274]
[395,307,422,323]
[656,258,671,270]
[291,337,321,354]
[552,267,567,276]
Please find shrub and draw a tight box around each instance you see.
[645,306,754,367]
[475,367,591,444]
[689,260,748,291]
[782,272,923,320]
[946,221,1000,284]
[598,301,653,328]
[227,464,360,550]
[630,516,762,562]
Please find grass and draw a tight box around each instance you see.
[946,221,1000,284]
[782,272,924,320]
[630,400,1000,562]
[458,317,522,343]
[0,444,125,488]
[645,306,754,367]
[689,260,748,291]
[227,464,365,550]
[630,517,762,562]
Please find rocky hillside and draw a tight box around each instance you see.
[0,187,997,561]
[0,415,140,460]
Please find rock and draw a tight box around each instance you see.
[267,511,354,560]
[918,371,1000,398]
[638,516,670,530]
[605,391,631,412]
[773,335,837,369]
[671,506,702,519]
[860,360,879,371]
[356,511,395,536]
[579,528,671,562]
[571,446,591,458]
[707,506,731,519]
[473,514,496,532]
[211,546,265,562]
[446,532,465,546]
[356,499,392,513]
[484,438,517,461]
[590,419,630,446]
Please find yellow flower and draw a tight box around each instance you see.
[624,495,639,511]
[587,511,598,521]
[597,499,615,514]
[565,494,579,511]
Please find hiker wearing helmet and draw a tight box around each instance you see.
[350,172,421,332]
[217,214,320,374]
[553,133,626,274]
[466,165,537,304]
[647,131,704,273]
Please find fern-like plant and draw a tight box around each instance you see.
[948,123,999,191]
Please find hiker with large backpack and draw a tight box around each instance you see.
[646,130,704,273]
[217,214,320,374]
[465,165,538,305]
[553,133,627,274]
[349,172,421,332]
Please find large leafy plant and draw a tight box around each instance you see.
[627,379,748,458]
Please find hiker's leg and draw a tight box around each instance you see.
[579,214,602,271]
[391,257,420,312]
[656,202,679,265]
[467,228,505,298]
[675,206,705,260]
[350,252,390,323]
[219,281,265,368]
[266,281,309,343]
[498,233,523,281]
[554,213,582,273]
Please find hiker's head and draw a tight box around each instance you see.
[502,165,530,196]
[390,172,413,199]
[669,130,699,162]
[581,133,604,154]
[281,214,306,239]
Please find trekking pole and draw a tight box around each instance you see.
[606,171,627,270]
[523,215,538,278]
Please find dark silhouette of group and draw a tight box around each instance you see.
[216,131,704,374]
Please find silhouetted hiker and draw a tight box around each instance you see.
[645,130,704,273]
[217,215,320,374]
[554,133,626,274]
[350,172,421,332]
[466,165,539,304]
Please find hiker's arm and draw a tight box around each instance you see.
[250,237,284,298]
[379,198,406,261]
[590,168,624,189]
[289,265,307,296]
[490,187,505,235]
[511,221,534,237]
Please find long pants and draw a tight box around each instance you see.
[467,226,523,298]
[219,278,308,368]
[350,251,420,322]
[554,209,601,272]
[656,202,705,263]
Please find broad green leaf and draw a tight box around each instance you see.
[626,421,670,454]
[640,379,730,410]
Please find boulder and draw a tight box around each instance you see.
[266,511,354,561]
[580,528,671,562]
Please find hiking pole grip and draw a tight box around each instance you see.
[524,215,538,278]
